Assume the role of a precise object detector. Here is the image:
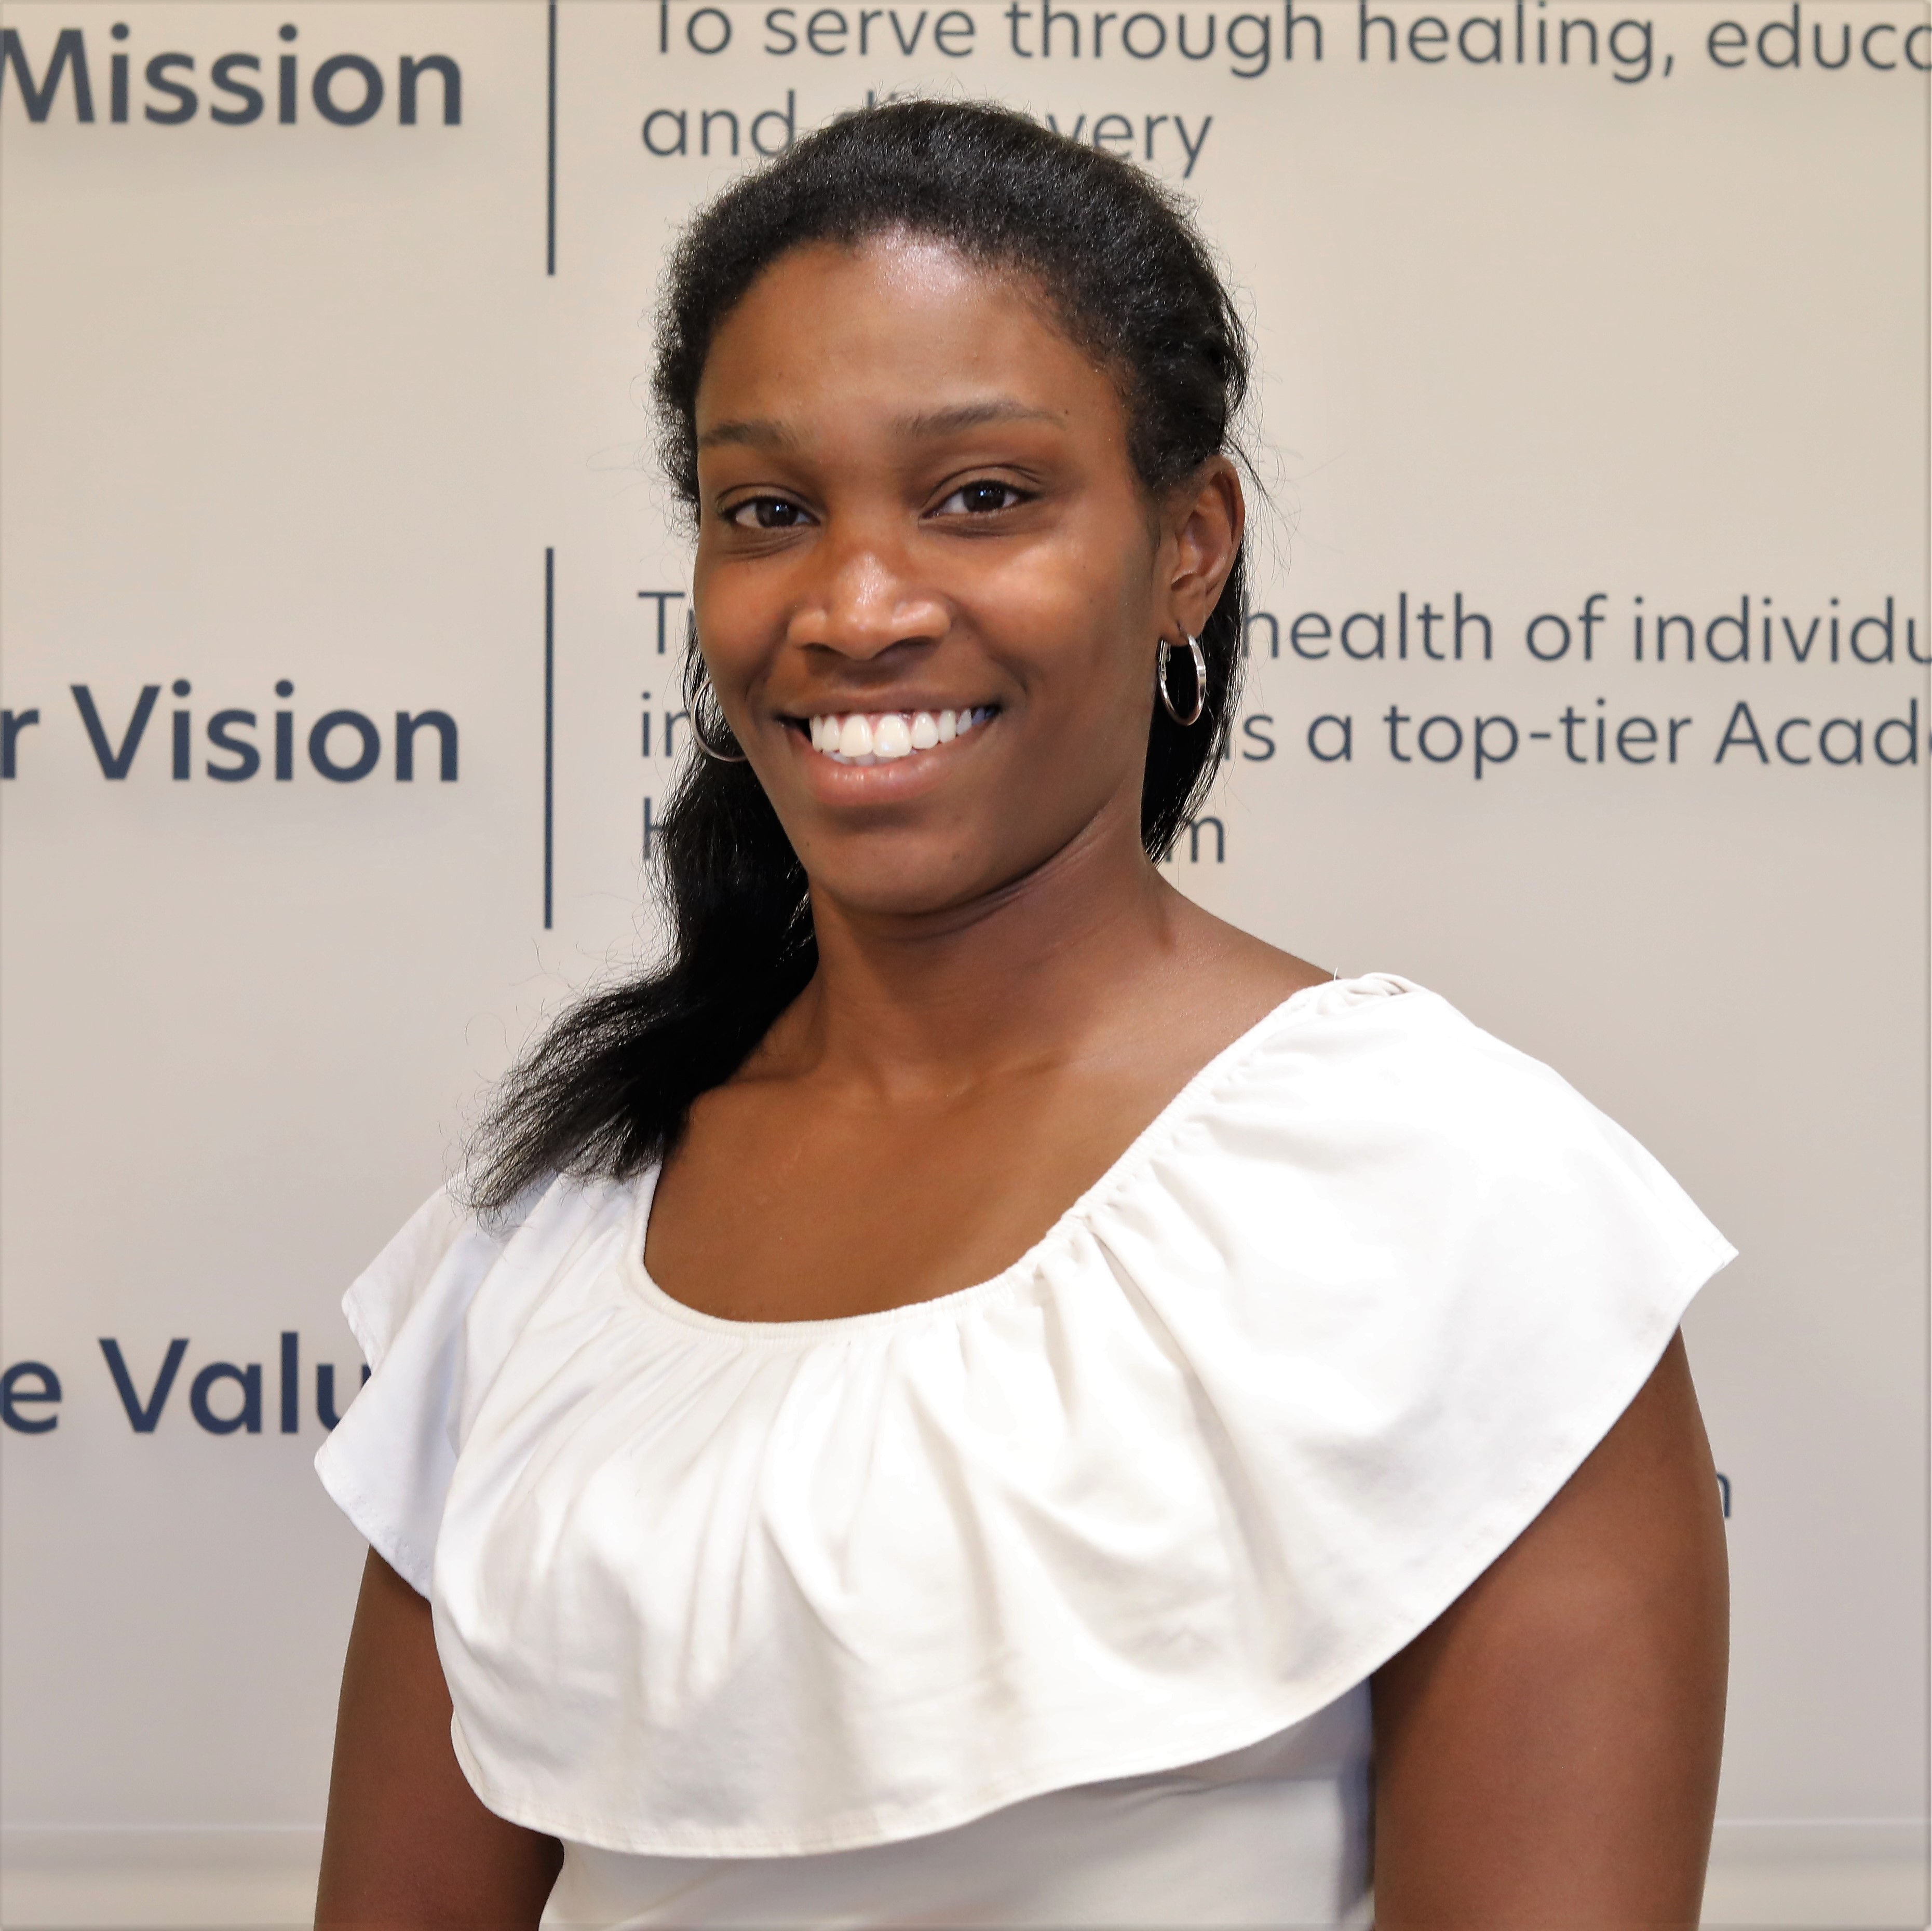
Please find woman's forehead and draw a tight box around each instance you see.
[694,236,1117,445]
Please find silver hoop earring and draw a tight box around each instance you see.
[684,656,748,764]
[1156,635,1208,728]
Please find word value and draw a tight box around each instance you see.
[0,684,459,782]
[1,1335,367,1435]
[1,25,461,126]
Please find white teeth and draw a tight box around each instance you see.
[804,708,990,763]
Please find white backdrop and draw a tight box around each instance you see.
[2,3,1927,1924]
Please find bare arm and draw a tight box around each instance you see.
[315,1550,562,1929]
[1370,1332,1728,1928]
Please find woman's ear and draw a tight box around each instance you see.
[1165,457,1245,638]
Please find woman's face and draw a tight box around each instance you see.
[691,231,1240,920]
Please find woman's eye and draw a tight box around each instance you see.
[935,481,1024,517]
[727,497,812,529]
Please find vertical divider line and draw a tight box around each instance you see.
[546,1,558,277]
[544,547,556,930]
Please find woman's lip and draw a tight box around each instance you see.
[777,704,997,728]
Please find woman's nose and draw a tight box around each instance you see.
[789,528,948,660]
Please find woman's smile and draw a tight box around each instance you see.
[799,704,998,764]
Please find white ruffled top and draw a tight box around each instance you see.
[315,973,1733,1861]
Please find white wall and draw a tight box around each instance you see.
[2,3,1925,1922]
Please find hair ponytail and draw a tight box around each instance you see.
[469,99,1251,1213]
[468,720,813,1212]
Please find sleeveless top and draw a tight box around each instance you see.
[315,974,1733,1923]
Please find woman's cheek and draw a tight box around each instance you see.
[973,566,1109,672]
[694,587,772,689]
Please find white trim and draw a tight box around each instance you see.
[1703,1820,1930,1929]
[2,1818,1926,1929]
[1,1827,323,1929]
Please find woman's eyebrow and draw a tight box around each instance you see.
[896,400,1063,437]
[699,400,1062,452]
[698,417,797,451]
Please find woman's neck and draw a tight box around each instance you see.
[773,804,1208,1096]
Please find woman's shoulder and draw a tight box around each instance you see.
[336,1168,629,1371]
[1183,968,1706,1201]
[1089,969,1734,1339]
[314,1167,636,1593]
[1142,967,1634,1168]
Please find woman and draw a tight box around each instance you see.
[314,101,1731,1928]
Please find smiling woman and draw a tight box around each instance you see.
[311,101,1732,1930]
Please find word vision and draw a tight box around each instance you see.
[1,684,460,783]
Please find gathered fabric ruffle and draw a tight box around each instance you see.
[317,973,1733,1857]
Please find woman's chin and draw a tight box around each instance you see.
[805,852,1006,926]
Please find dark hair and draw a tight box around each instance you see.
[469,98,1252,1213]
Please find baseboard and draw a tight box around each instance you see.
[1703,1820,1930,1930]
[0,1827,322,1929]
[3,1818,1927,1928]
